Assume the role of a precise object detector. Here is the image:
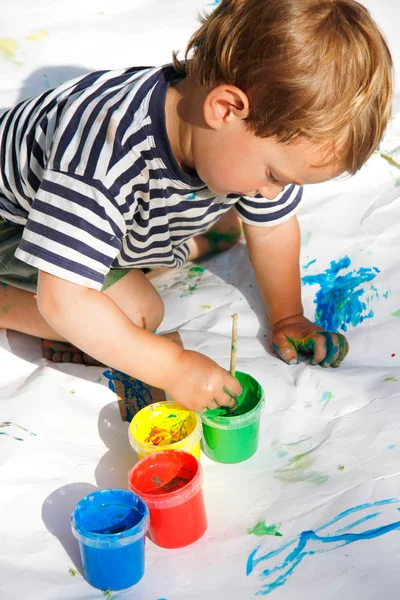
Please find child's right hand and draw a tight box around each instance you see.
[164,349,242,412]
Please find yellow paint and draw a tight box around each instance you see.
[129,401,201,459]
[26,30,49,43]
[0,38,20,63]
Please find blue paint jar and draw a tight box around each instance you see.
[71,489,149,591]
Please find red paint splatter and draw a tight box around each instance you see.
[392,354,396,357]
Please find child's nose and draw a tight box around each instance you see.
[257,184,284,200]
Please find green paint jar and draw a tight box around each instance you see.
[200,371,264,464]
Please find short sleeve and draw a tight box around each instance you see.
[15,169,126,290]
[233,184,303,226]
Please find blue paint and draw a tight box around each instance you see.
[186,193,196,200]
[302,256,380,331]
[71,489,149,591]
[388,444,396,450]
[103,370,153,422]
[247,499,400,595]
[303,259,316,269]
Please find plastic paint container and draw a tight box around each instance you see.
[200,371,264,464]
[129,401,202,460]
[128,450,207,548]
[71,489,149,591]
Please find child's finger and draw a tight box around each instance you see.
[319,333,340,367]
[271,338,298,365]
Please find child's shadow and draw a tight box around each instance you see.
[94,400,139,490]
[41,482,98,575]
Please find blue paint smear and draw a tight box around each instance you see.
[388,444,396,450]
[247,499,400,595]
[303,259,316,269]
[103,369,153,422]
[302,256,380,331]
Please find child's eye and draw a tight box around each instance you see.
[266,172,279,184]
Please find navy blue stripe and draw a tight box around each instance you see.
[0,105,22,197]
[25,219,119,266]
[39,177,124,239]
[33,196,122,248]
[68,88,122,173]
[235,187,303,222]
[18,239,105,284]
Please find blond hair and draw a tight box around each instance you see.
[173,0,393,174]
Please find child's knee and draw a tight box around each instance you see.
[146,293,164,332]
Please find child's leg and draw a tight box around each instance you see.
[0,269,164,364]
[187,207,243,261]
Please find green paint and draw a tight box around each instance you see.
[391,309,400,317]
[200,371,263,463]
[199,304,211,309]
[337,464,345,471]
[187,266,205,279]
[103,590,114,599]
[274,454,329,485]
[385,376,398,382]
[1,305,9,313]
[204,229,240,254]
[248,521,283,537]
[69,568,78,577]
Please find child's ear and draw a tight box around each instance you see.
[203,85,249,129]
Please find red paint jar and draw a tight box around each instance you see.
[128,450,207,549]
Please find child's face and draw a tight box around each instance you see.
[192,119,342,199]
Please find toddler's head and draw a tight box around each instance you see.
[173,0,393,176]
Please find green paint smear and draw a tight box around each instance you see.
[2,305,9,313]
[274,454,329,485]
[392,309,400,317]
[187,266,205,279]
[207,372,262,418]
[248,521,283,537]
[385,377,398,382]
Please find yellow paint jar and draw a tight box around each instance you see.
[128,401,202,460]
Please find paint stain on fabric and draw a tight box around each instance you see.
[247,499,400,595]
[0,38,20,64]
[26,30,49,43]
[320,391,334,411]
[0,421,37,441]
[248,521,283,537]
[179,265,206,297]
[68,568,78,577]
[302,256,380,331]
[388,444,396,450]
[274,455,329,485]
[385,376,397,382]
[391,309,400,317]
[303,259,316,269]
[337,464,345,471]
[199,304,211,309]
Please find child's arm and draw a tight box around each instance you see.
[243,216,349,368]
[37,271,242,410]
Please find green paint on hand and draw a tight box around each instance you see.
[2,305,9,313]
[248,520,283,537]
[391,309,400,317]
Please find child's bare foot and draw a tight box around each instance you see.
[42,339,105,366]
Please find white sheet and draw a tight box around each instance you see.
[1,2,400,599]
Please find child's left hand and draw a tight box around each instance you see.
[270,315,349,368]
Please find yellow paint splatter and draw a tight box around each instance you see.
[199,304,211,309]
[0,38,20,64]
[26,30,49,43]
[337,464,345,472]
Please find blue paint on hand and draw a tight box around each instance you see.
[103,369,153,422]
[247,498,400,595]
[302,256,380,331]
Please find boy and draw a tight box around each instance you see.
[0,0,392,411]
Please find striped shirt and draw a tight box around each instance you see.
[0,65,303,290]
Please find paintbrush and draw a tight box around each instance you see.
[222,313,239,414]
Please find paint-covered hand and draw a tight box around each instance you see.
[164,349,242,412]
[270,315,349,368]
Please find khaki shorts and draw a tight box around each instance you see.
[0,219,130,293]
